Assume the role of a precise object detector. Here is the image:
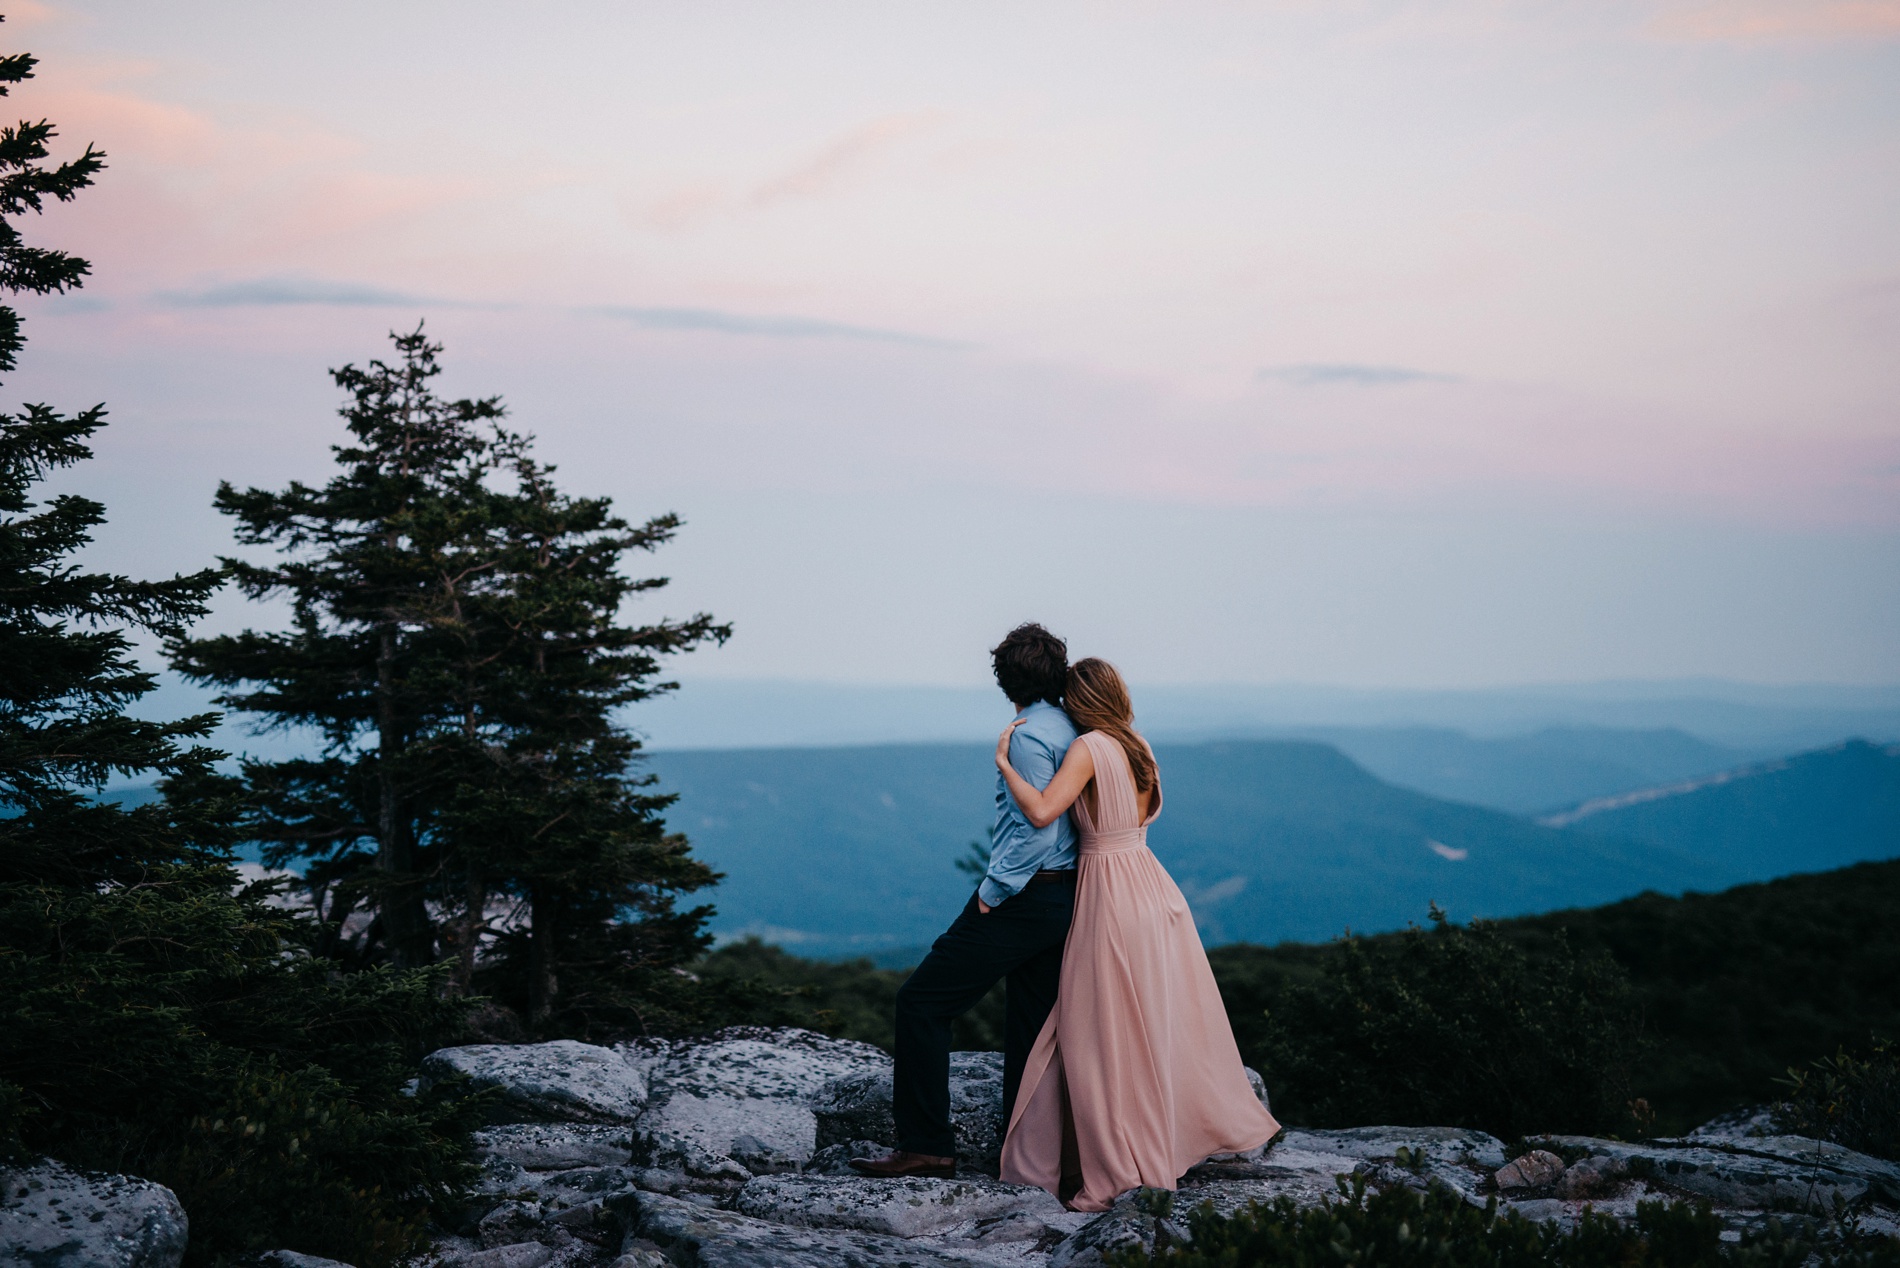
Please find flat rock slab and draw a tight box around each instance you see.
[1,1160,189,1268]
[257,1253,358,1268]
[1286,1126,1509,1172]
[737,1174,1066,1238]
[1660,1135,1900,1205]
[424,1041,649,1125]
[632,1189,998,1268]
[646,1027,891,1103]
[815,1051,1007,1177]
[1188,1127,1501,1204]
[635,1090,818,1176]
[631,1027,895,1179]
[474,1124,634,1172]
[1535,1135,1879,1211]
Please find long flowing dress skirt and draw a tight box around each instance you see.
[999,732,1280,1212]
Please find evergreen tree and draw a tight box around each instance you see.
[175,329,734,1036]
[0,25,480,1267]
[438,441,731,1034]
[172,330,510,968]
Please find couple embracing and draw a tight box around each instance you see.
[852,624,1280,1211]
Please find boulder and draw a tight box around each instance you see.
[1533,1134,1883,1211]
[0,1159,189,1268]
[802,1141,892,1177]
[812,1050,1007,1177]
[633,1027,891,1179]
[1495,1150,1566,1191]
[1189,1127,1502,1204]
[629,1189,996,1267]
[460,1244,555,1268]
[256,1254,357,1268]
[1557,1155,1629,1200]
[1243,1067,1271,1113]
[1687,1105,1779,1140]
[736,1173,1066,1238]
[473,1124,634,1172]
[423,1041,648,1124]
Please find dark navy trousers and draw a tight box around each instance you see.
[892,880,1075,1158]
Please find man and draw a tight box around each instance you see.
[852,623,1079,1178]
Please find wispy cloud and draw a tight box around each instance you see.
[157,276,435,308]
[592,305,965,348]
[1258,363,1460,387]
[749,113,940,207]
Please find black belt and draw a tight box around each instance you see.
[1026,869,1077,886]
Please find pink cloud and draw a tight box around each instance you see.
[1649,0,1900,41]
[748,112,941,207]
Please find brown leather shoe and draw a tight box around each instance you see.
[848,1150,956,1179]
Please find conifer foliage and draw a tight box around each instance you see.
[172,327,734,1037]
[0,26,481,1267]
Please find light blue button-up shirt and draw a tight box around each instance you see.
[980,699,1079,908]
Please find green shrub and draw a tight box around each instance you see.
[1115,1176,1900,1268]
[0,863,486,1266]
[1252,906,1643,1140]
[696,937,1007,1053]
[1779,1037,1900,1162]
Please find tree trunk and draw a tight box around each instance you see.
[375,623,432,968]
[528,885,560,1029]
[447,873,486,995]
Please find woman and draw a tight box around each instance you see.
[994,658,1279,1211]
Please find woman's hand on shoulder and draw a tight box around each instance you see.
[996,717,1025,771]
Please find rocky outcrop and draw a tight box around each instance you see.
[627,1027,891,1179]
[810,1050,1009,1176]
[423,1041,649,1125]
[417,1028,1900,1268]
[0,1159,189,1268]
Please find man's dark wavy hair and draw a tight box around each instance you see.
[991,623,1069,708]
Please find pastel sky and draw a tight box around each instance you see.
[8,0,1899,688]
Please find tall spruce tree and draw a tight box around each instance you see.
[174,329,733,1035]
[437,442,730,1034]
[0,25,480,1268]
[171,330,509,968]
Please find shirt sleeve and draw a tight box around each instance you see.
[981,726,1063,907]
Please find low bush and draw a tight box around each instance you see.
[0,860,486,1267]
[1114,1177,1900,1268]
[1779,1037,1900,1162]
[697,937,1007,1052]
[1250,906,1643,1140]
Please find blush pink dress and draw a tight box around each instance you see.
[999,730,1281,1211]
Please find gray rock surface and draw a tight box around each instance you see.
[461,1244,556,1268]
[1687,1106,1779,1140]
[633,1027,891,1178]
[423,1041,648,1124]
[1187,1126,1503,1206]
[803,1140,893,1176]
[813,1050,1008,1176]
[0,1159,189,1268]
[1535,1134,1884,1211]
[737,1174,1066,1238]
[630,1189,996,1267]
[474,1125,634,1172]
[412,1028,1900,1268]
[256,1253,357,1268]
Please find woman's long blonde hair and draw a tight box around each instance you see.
[1064,658,1157,794]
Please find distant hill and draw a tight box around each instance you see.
[650,739,1727,955]
[1209,858,1900,1135]
[1548,739,1900,882]
[1297,725,1752,815]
